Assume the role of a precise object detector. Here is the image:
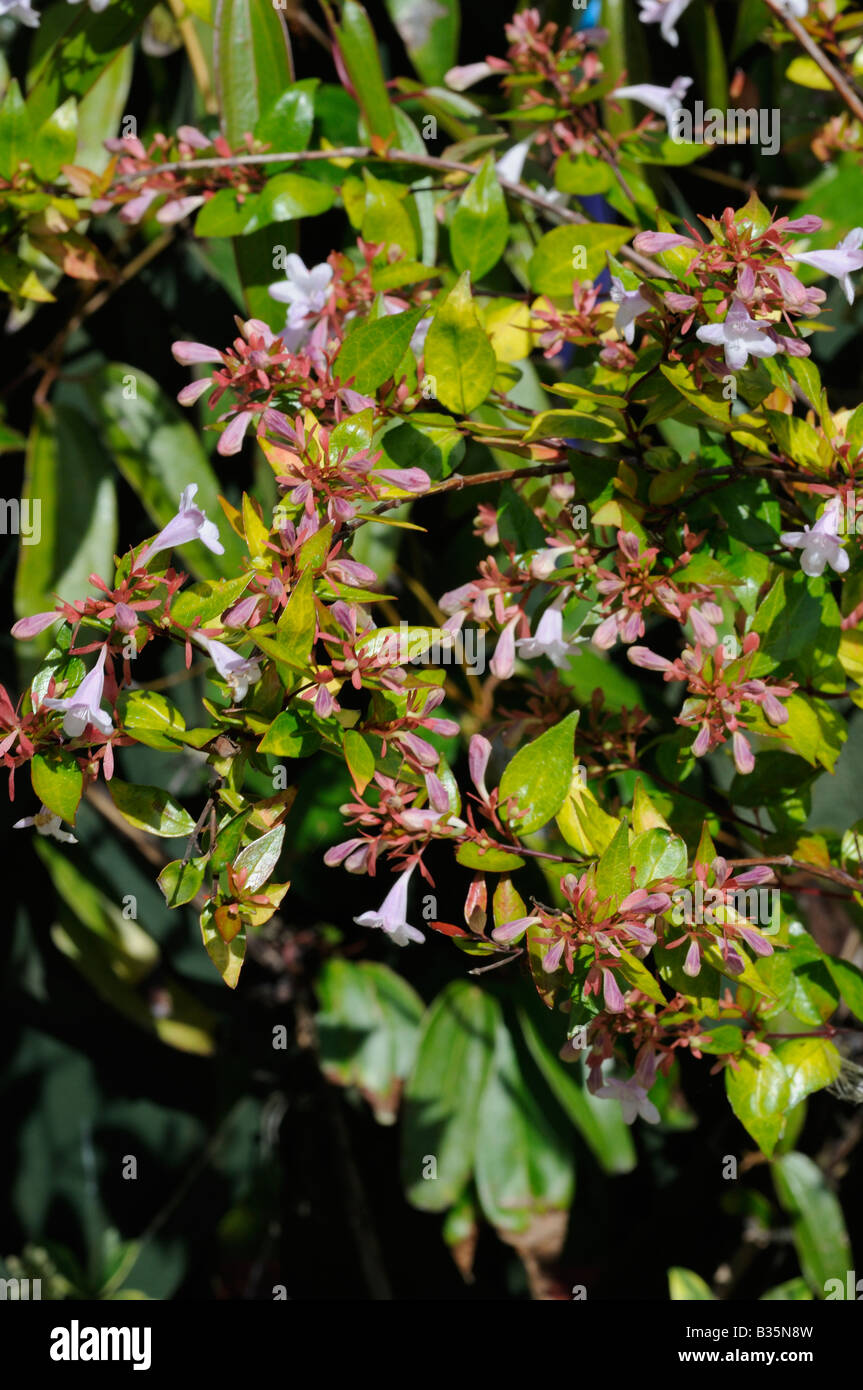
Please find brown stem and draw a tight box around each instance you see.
[764,0,863,124]
[115,145,668,279]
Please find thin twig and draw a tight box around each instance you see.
[765,0,863,124]
[113,144,668,279]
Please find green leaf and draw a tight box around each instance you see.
[158,857,206,908]
[214,0,294,146]
[107,780,196,839]
[200,905,246,988]
[595,819,632,904]
[385,0,459,84]
[358,170,418,259]
[517,1002,636,1174]
[528,224,633,297]
[825,956,863,1023]
[116,690,189,751]
[423,272,497,414]
[498,710,579,834]
[475,1008,575,1234]
[773,1037,841,1109]
[780,693,847,772]
[13,404,117,659]
[668,1268,716,1300]
[773,1152,852,1293]
[0,79,33,181]
[253,77,318,151]
[244,172,334,230]
[275,566,316,666]
[333,0,397,142]
[195,189,260,238]
[401,981,498,1210]
[316,958,425,1124]
[26,0,156,126]
[256,710,320,757]
[31,750,83,824]
[343,729,376,792]
[630,827,687,888]
[232,823,285,891]
[85,365,245,581]
[456,841,526,872]
[171,575,253,630]
[336,307,426,394]
[760,1279,814,1301]
[725,1050,792,1157]
[75,43,133,174]
[31,98,78,181]
[451,156,508,281]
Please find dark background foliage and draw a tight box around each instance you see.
[2,0,863,1301]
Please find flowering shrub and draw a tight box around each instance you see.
[4,0,863,1301]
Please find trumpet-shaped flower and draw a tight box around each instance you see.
[637,0,692,47]
[610,276,650,345]
[139,484,224,564]
[695,298,780,371]
[41,645,113,738]
[614,76,692,133]
[515,600,583,669]
[792,229,863,306]
[0,0,40,25]
[780,496,849,577]
[269,254,334,350]
[14,804,78,843]
[194,634,262,702]
[353,865,425,947]
[595,1075,660,1125]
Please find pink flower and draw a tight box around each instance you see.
[595,1075,660,1125]
[696,298,780,371]
[610,276,651,345]
[14,804,77,843]
[792,228,863,305]
[11,611,61,639]
[41,645,112,738]
[139,484,224,564]
[781,496,849,577]
[353,865,425,947]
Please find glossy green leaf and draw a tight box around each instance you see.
[668,1268,716,1300]
[316,958,425,1123]
[0,79,33,180]
[232,823,285,891]
[14,405,117,661]
[158,857,206,908]
[385,0,459,84]
[401,981,498,1210]
[336,307,426,394]
[423,272,496,414]
[773,1152,852,1293]
[498,710,579,835]
[31,98,78,182]
[107,780,196,839]
[214,0,294,146]
[725,1050,791,1157]
[528,224,633,297]
[31,750,83,824]
[26,0,156,126]
[475,1007,575,1234]
[451,156,508,281]
[84,365,244,581]
[333,1,397,142]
